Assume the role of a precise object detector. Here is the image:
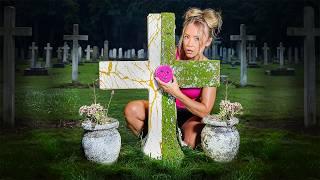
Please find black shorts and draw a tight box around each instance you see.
[177,108,194,128]
[140,108,194,138]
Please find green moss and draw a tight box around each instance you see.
[160,13,220,164]
[173,60,220,87]
[161,12,185,163]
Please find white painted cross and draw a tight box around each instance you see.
[277,42,285,67]
[99,13,220,163]
[63,24,88,82]
[287,6,320,127]
[28,42,38,68]
[61,42,70,63]
[85,45,93,61]
[44,43,52,68]
[0,6,32,127]
[262,42,269,65]
[230,24,256,86]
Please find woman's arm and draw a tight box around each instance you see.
[176,87,216,118]
[155,76,217,118]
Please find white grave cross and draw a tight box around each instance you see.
[63,24,88,82]
[44,43,53,68]
[230,24,256,86]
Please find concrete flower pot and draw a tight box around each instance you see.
[81,118,121,164]
[201,115,240,162]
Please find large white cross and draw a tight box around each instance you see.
[287,6,320,127]
[230,24,256,87]
[99,13,220,163]
[0,6,32,127]
[63,24,88,82]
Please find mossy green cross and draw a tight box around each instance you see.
[99,13,220,164]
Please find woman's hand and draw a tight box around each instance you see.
[155,76,181,98]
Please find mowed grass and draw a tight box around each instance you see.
[0,60,319,179]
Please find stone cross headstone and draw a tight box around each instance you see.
[63,24,88,82]
[92,46,99,60]
[108,49,113,59]
[0,6,32,127]
[277,42,285,67]
[85,45,93,61]
[78,46,83,62]
[99,13,220,162]
[287,6,320,127]
[112,48,117,58]
[138,49,145,59]
[118,48,123,59]
[57,47,62,61]
[246,43,253,63]
[28,42,38,68]
[131,49,136,58]
[211,40,221,59]
[44,43,52,68]
[227,48,232,63]
[103,40,109,60]
[262,42,269,65]
[222,47,227,62]
[253,45,257,63]
[294,47,299,64]
[100,48,104,57]
[230,24,256,86]
[61,42,70,63]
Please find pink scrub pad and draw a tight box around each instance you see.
[155,65,173,83]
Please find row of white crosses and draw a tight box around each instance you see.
[108,48,146,59]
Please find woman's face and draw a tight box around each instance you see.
[182,22,210,60]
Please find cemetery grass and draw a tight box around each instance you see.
[0,62,319,179]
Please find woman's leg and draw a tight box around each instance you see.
[124,100,149,136]
[181,116,204,149]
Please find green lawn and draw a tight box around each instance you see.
[0,61,319,179]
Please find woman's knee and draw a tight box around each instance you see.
[124,100,147,122]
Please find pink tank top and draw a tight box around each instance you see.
[175,49,202,109]
[176,88,202,109]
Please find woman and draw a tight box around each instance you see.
[124,7,222,149]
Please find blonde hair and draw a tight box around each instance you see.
[178,7,223,59]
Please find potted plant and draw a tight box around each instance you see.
[201,82,243,162]
[79,81,121,164]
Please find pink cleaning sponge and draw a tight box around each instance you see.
[154,65,173,83]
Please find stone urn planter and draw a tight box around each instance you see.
[201,115,240,162]
[81,118,121,164]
